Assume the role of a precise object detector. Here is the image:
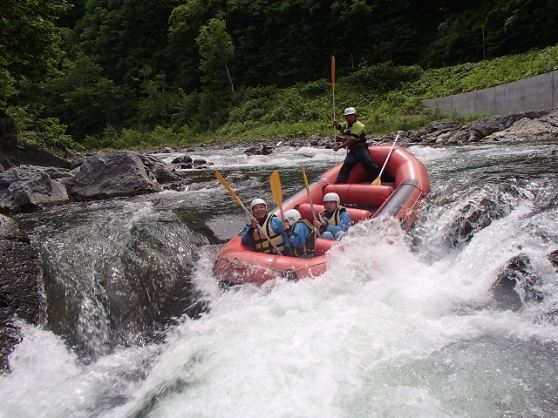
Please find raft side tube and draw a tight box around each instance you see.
[322,184,394,208]
[298,203,372,224]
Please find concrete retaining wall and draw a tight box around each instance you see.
[422,70,558,116]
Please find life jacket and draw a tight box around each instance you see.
[340,121,366,147]
[319,206,347,226]
[290,219,316,257]
[253,213,285,254]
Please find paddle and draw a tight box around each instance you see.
[215,171,282,255]
[301,164,320,239]
[331,55,336,142]
[269,170,284,221]
[301,164,317,222]
[371,131,401,185]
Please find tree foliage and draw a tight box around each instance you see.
[0,0,70,103]
[2,0,557,146]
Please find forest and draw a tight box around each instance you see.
[2,0,558,152]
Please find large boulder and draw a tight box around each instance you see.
[0,166,68,213]
[139,154,180,184]
[65,151,160,201]
[0,214,45,371]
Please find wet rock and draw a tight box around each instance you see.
[160,182,186,192]
[0,214,45,372]
[193,159,209,169]
[65,151,160,201]
[171,155,193,165]
[139,154,180,184]
[175,163,192,170]
[411,120,463,144]
[30,166,73,180]
[226,173,250,183]
[223,172,254,189]
[245,144,274,155]
[549,250,558,272]
[491,253,543,311]
[0,166,68,213]
[308,134,324,146]
[445,186,517,247]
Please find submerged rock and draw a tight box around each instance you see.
[549,250,558,272]
[171,155,193,165]
[244,144,274,155]
[0,214,45,372]
[491,253,543,311]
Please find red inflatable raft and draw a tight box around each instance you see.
[213,145,430,285]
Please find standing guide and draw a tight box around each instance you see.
[333,107,381,183]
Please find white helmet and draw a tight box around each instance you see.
[250,198,267,211]
[283,209,301,226]
[344,107,357,116]
[323,192,340,205]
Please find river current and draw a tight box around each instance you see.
[1,142,557,417]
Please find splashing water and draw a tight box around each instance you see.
[1,142,557,417]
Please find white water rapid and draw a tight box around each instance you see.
[1,142,557,417]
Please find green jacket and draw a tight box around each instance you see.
[340,120,366,137]
[338,120,366,146]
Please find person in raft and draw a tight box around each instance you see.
[241,198,290,255]
[313,192,351,240]
[282,209,316,258]
[332,107,381,184]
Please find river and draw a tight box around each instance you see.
[1,142,557,417]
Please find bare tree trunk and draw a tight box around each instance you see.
[225,63,234,93]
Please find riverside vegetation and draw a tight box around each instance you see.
[10,45,558,154]
[2,1,558,154]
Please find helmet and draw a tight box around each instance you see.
[250,198,267,211]
[344,107,357,116]
[323,192,340,205]
[283,209,301,226]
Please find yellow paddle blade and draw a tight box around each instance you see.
[269,170,283,208]
[331,55,336,91]
[371,177,382,186]
[215,171,243,208]
[301,164,311,193]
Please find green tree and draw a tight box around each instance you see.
[196,18,235,91]
[43,55,126,139]
[0,0,70,104]
[167,0,223,91]
[195,17,235,127]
